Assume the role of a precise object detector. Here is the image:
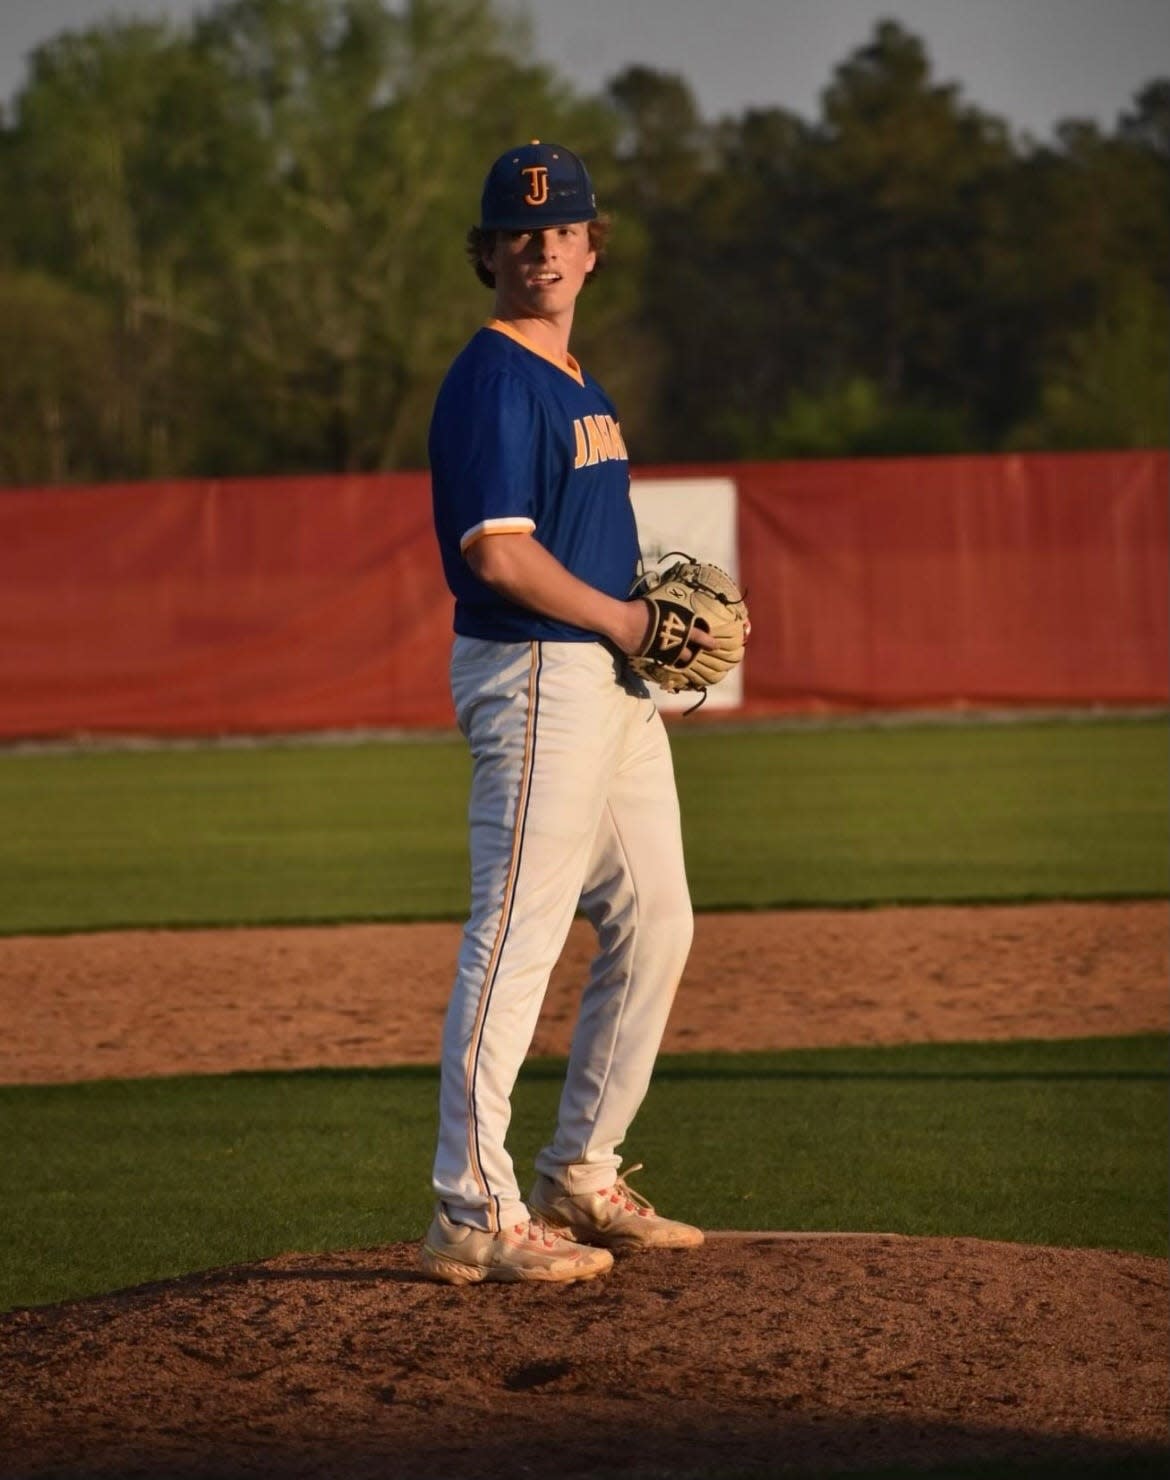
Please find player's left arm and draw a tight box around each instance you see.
[466,530,715,660]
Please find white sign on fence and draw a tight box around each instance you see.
[629,477,742,713]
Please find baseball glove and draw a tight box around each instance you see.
[627,555,750,701]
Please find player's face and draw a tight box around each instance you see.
[485,223,597,321]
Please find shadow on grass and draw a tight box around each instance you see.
[214,1055,1168,1091]
[26,1036,1158,1097]
[647,1066,1169,1084]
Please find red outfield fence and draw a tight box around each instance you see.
[0,451,1165,739]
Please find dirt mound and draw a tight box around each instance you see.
[2,900,1167,1477]
[2,1235,1166,1479]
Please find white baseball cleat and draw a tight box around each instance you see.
[418,1205,615,1285]
[528,1164,705,1251]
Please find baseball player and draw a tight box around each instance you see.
[419,140,708,1284]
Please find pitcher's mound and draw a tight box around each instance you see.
[2,1234,1166,1478]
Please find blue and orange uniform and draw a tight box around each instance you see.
[420,142,702,1283]
[430,319,638,642]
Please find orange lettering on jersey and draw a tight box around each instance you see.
[584,415,606,466]
[521,166,549,206]
[595,416,618,461]
[571,415,629,468]
[572,418,589,468]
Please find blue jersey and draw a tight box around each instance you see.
[429,321,640,642]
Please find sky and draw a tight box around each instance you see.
[1,0,1168,140]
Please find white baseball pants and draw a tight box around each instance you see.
[432,637,694,1232]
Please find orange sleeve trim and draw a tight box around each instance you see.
[459,517,537,553]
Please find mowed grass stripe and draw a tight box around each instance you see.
[674,717,1168,908]
[1,1035,1165,1310]
[0,717,1165,933]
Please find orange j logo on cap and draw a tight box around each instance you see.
[521,165,549,206]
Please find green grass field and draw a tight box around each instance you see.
[1,715,1166,1314]
[0,716,1165,933]
[1,1035,1165,1311]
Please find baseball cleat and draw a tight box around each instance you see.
[418,1205,615,1285]
[527,1164,705,1251]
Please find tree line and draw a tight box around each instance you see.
[0,0,1165,485]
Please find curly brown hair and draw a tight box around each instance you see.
[466,216,612,289]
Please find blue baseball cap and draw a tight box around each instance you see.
[479,140,597,231]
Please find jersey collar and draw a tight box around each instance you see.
[486,319,585,387]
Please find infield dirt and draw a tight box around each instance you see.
[1,900,1167,1478]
